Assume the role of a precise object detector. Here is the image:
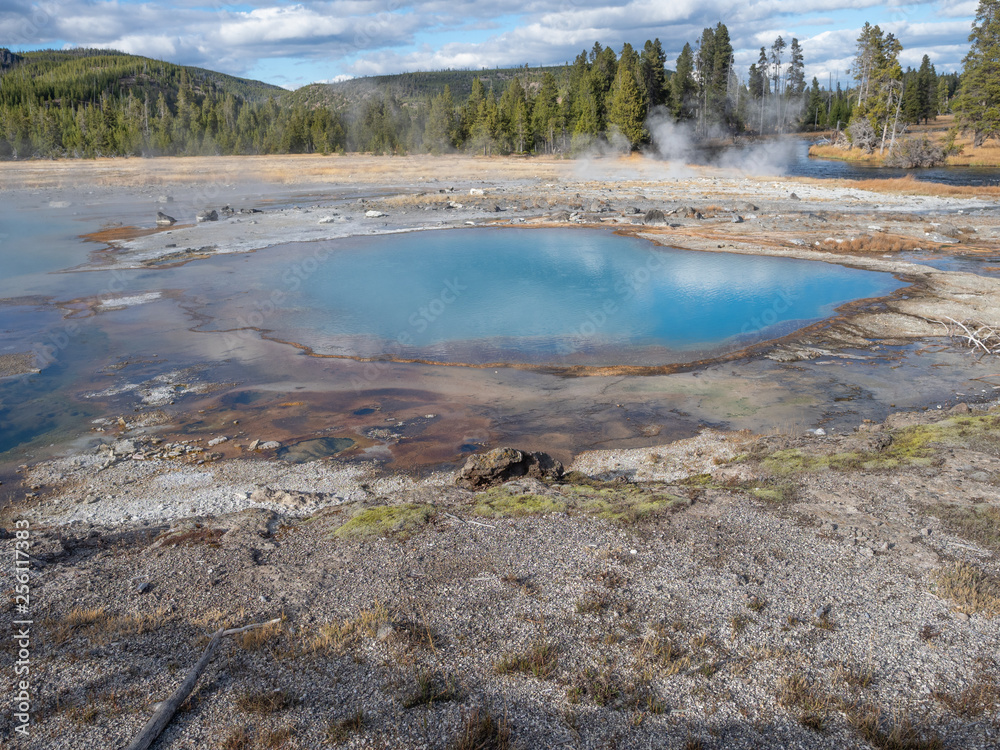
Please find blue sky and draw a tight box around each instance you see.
[1,0,981,89]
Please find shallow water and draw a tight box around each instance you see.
[694,138,1000,186]
[0,189,995,473]
[190,228,903,366]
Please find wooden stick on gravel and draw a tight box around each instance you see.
[125,618,281,750]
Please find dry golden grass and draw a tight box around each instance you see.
[310,602,389,653]
[809,116,1000,168]
[942,130,1000,167]
[932,562,1000,616]
[846,704,944,750]
[931,676,999,718]
[494,641,559,679]
[809,144,882,163]
[326,710,364,744]
[237,619,285,651]
[793,173,1000,198]
[818,234,925,254]
[452,707,512,750]
[46,605,170,646]
[235,689,297,714]
[0,153,571,190]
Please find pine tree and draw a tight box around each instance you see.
[424,85,456,153]
[607,59,647,149]
[805,77,824,129]
[671,43,697,121]
[849,24,903,153]
[955,0,1000,146]
[788,39,806,96]
[531,71,562,153]
[640,39,668,108]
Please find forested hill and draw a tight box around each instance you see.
[286,65,572,109]
[0,48,283,106]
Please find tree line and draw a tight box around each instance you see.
[4,2,1000,161]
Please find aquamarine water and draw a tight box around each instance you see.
[206,228,905,366]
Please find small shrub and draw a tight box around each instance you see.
[885,137,946,168]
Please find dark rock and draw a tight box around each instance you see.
[869,433,894,453]
[196,209,219,222]
[789,192,801,201]
[731,214,743,223]
[155,211,176,226]
[0,48,21,72]
[136,580,152,594]
[456,447,564,489]
[642,209,668,226]
[219,205,235,218]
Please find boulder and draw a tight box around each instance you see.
[196,209,218,222]
[155,211,176,226]
[642,209,668,226]
[456,447,563,489]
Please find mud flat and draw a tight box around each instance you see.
[1,155,999,748]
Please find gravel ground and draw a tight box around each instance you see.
[2,405,998,749]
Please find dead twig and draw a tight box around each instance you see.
[124,618,281,750]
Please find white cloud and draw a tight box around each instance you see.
[2,0,979,84]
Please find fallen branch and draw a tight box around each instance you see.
[125,618,281,750]
[937,316,1000,355]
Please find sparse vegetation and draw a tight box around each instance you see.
[451,707,512,750]
[326,711,364,744]
[932,562,1000,616]
[575,589,610,615]
[931,675,998,718]
[846,704,944,750]
[311,603,389,653]
[495,641,559,679]
[928,503,1000,550]
[235,689,296,714]
[402,669,462,708]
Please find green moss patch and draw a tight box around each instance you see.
[473,488,567,517]
[758,416,1000,476]
[331,503,435,538]
[560,482,689,523]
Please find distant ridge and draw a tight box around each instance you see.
[286,65,572,108]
